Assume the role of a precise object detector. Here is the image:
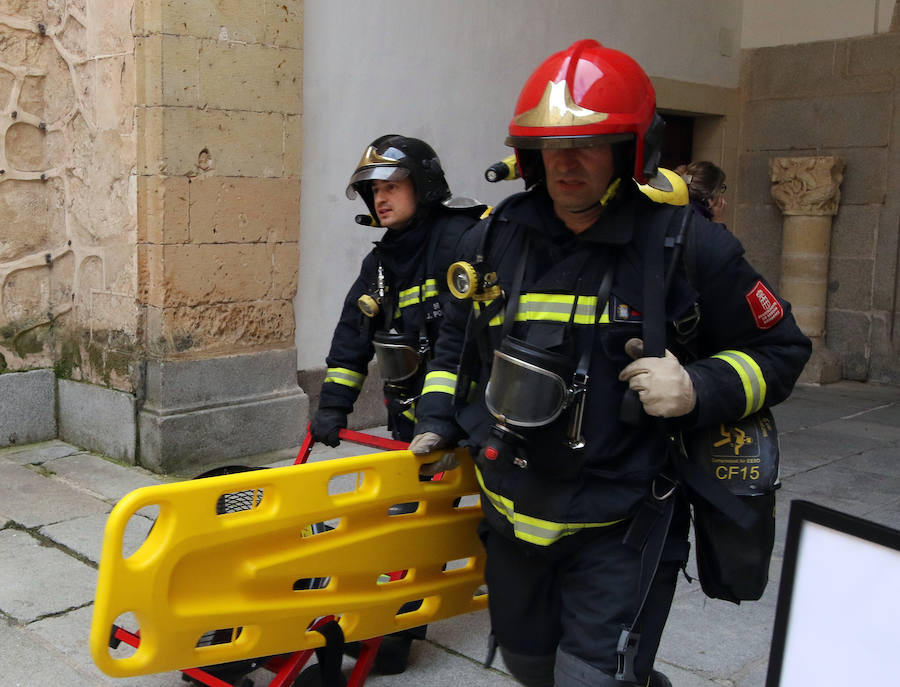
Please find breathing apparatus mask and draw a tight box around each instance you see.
[481,336,588,474]
[373,330,427,384]
[374,330,429,429]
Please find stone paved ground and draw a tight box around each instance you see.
[2,381,899,686]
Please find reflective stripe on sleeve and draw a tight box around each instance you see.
[324,367,366,390]
[421,370,457,396]
[474,466,625,546]
[711,350,767,417]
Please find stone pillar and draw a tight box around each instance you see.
[769,156,844,384]
[133,0,307,473]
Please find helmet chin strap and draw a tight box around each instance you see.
[571,199,605,215]
[569,177,622,214]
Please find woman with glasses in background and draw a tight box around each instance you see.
[676,160,728,223]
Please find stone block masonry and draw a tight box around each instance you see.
[0,3,139,385]
[738,32,900,385]
[133,0,306,470]
[1,1,308,471]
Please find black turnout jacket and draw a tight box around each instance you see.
[415,184,811,547]
[318,206,479,427]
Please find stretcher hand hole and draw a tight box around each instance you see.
[108,612,140,659]
[121,507,157,559]
[293,576,332,591]
[195,626,242,649]
[216,487,264,514]
[453,493,482,509]
[395,596,441,623]
[300,519,336,539]
[443,556,476,572]
[388,501,420,516]
[327,470,370,496]
[378,570,408,584]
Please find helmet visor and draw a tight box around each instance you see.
[346,166,410,200]
[485,349,568,427]
[373,339,421,382]
[505,132,633,150]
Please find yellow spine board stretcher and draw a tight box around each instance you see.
[90,448,486,678]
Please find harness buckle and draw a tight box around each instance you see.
[615,627,640,683]
[673,303,701,341]
[652,474,678,501]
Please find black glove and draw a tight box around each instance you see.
[310,408,347,447]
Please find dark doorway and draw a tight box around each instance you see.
[659,113,693,171]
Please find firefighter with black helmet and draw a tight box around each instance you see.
[311,134,484,448]
[409,41,811,687]
[308,134,484,674]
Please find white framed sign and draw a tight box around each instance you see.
[766,500,900,686]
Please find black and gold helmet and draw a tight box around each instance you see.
[346,135,451,225]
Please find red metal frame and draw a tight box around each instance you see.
[107,426,411,687]
[294,425,408,465]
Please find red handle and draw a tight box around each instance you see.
[295,424,409,465]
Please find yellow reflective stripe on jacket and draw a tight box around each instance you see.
[711,350,767,417]
[324,367,366,390]
[474,466,625,546]
[402,401,416,422]
[421,370,457,396]
[473,294,610,327]
[397,279,439,309]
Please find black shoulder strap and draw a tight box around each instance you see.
[620,205,692,425]
[645,205,693,356]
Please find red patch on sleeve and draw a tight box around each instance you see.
[745,280,784,330]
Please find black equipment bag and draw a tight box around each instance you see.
[681,408,780,603]
[639,204,781,604]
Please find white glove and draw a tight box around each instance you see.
[409,432,459,476]
[409,431,447,454]
[618,338,696,418]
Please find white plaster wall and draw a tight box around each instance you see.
[295,0,743,369]
[742,0,894,48]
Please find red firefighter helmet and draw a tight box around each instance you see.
[506,40,664,185]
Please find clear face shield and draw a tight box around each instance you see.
[484,337,574,428]
[345,144,410,199]
[373,331,423,383]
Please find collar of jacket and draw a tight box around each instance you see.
[373,207,435,278]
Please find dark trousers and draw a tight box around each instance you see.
[482,502,689,685]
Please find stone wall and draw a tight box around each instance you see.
[0,0,139,389]
[132,0,307,471]
[1,1,308,470]
[135,0,303,360]
[736,32,900,384]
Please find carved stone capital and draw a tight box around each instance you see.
[769,156,844,216]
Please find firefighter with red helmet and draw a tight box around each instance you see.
[410,41,810,686]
